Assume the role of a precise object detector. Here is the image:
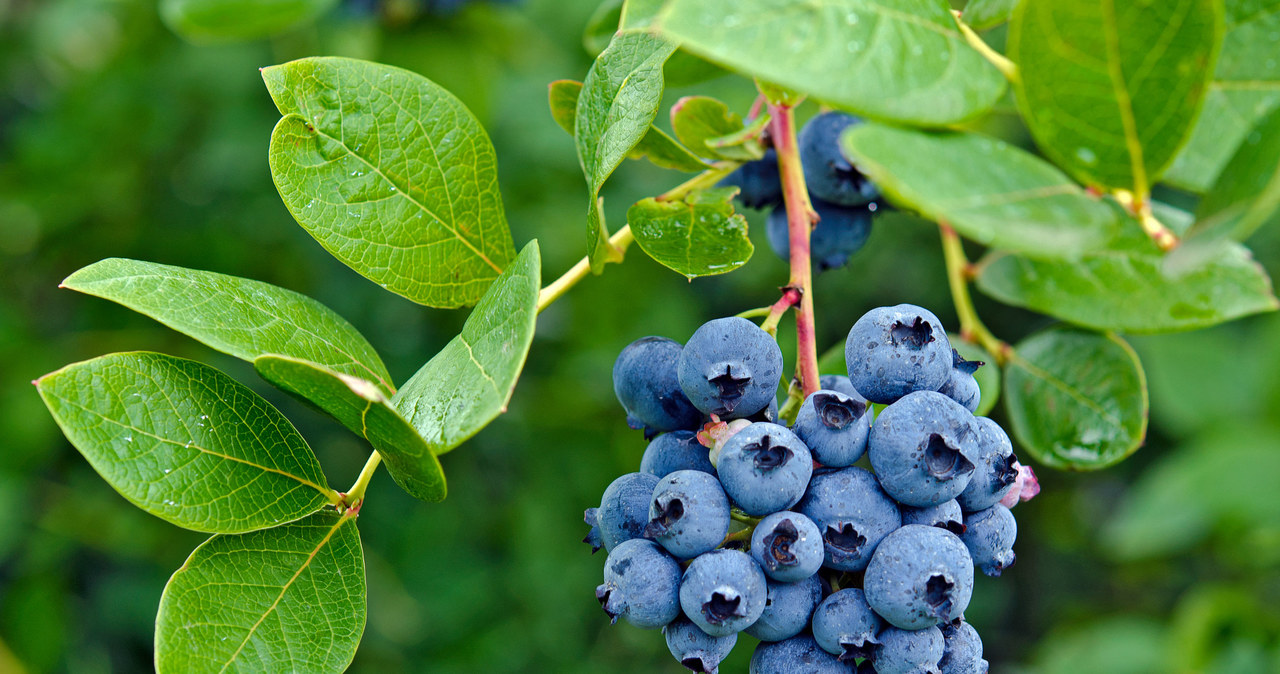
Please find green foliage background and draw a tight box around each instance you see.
[1,0,1279,672]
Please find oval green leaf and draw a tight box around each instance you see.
[264,57,515,309]
[950,337,1001,417]
[61,258,393,394]
[1165,0,1280,192]
[392,241,539,455]
[1008,0,1222,192]
[629,188,754,278]
[155,510,364,674]
[656,0,1007,126]
[1003,327,1148,470]
[160,0,337,42]
[962,0,1019,30]
[35,352,335,533]
[671,96,758,161]
[841,125,1116,258]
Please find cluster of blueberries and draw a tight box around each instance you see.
[586,305,1036,673]
[721,111,882,273]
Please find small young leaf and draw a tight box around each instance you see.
[657,0,1007,126]
[628,188,754,278]
[36,352,334,533]
[155,510,364,674]
[1164,0,1280,192]
[670,96,758,161]
[160,0,337,42]
[841,125,1116,259]
[1008,0,1222,192]
[962,0,1020,30]
[977,222,1279,334]
[549,79,706,173]
[576,31,678,271]
[950,338,1001,418]
[264,57,515,309]
[255,356,446,503]
[61,258,393,394]
[393,242,539,456]
[1003,327,1148,470]
[548,80,583,135]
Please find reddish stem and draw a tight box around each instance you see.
[760,285,802,335]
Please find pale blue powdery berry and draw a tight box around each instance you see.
[716,422,813,516]
[874,625,945,674]
[864,525,974,630]
[678,317,784,419]
[744,574,823,642]
[641,430,715,478]
[956,418,1018,513]
[939,620,987,674]
[960,504,1017,577]
[869,391,981,508]
[845,304,952,404]
[680,549,769,637]
[664,617,738,674]
[901,499,965,536]
[596,538,682,629]
[793,389,872,467]
[749,511,824,583]
[796,466,901,571]
[595,472,661,552]
[811,588,882,662]
[646,470,731,560]
[749,635,849,674]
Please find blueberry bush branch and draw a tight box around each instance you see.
[939,222,1010,366]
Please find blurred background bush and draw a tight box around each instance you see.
[1,0,1278,672]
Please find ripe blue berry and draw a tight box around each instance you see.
[819,373,864,401]
[796,466,902,572]
[864,525,974,630]
[680,549,768,637]
[793,389,872,467]
[749,511,824,583]
[936,349,983,413]
[595,472,662,552]
[901,499,966,536]
[749,634,849,673]
[679,317,784,419]
[868,391,981,508]
[664,617,738,674]
[716,422,813,516]
[939,620,987,674]
[744,574,823,642]
[646,470,731,560]
[596,538,682,629]
[960,504,1017,577]
[811,588,882,662]
[583,509,603,553]
[874,625,945,674]
[614,337,702,436]
[955,418,1018,513]
[718,149,782,210]
[766,198,874,272]
[798,111,879,206]
[641,430,715,478]
[846,304,953,404]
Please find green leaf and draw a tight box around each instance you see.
[155,510,364,674]
[160,0,337,42]
[628,188,754,278]
[1002,327,1148,470]
[963,0,1020,30]
[950,338,1001,417]
[35,352,333,534]
[61,258,393,394]
[1165,0,1280,192]
[620,0,665,29]
[550,79,707,173]
[977,219,1279,334]
[1008,0,1222,192]
[576,31,678,271]
[656,0,1007,126]
[393,242,539,455]
[841,125,1116,259]
[264,56,515,309]
[254,356,446,503]
[548,80,583,135]
[670,96,758,161]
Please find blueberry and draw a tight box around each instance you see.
[812,588,882,662]
[749,511,824,583]
[716,422,813,516]
[793,388,872,467]
[960,504,1017,577]
[641,430,715,478]
[936,349,983,413]
[901,499,965,536]
[614,337,703,436]
[864,525,974,630]
[796,466,901,572]
[939,620,987,674]
[595,472,662,552]
[583,508,603,553]
[744,574,823,642]
[646,470,731,559]
[749,634,849,673]
[798,111,879,206]
[766,198,874,272]
[596,538,682,629]
[679,317,785,419]
[873,625,945,674]
[664,617,738,674]
[819,374,864,400]
[868,391,981,508]
[718,149,782,210]
[846,304,953,404]
[680,549,768,637]
[955,418,1018,513]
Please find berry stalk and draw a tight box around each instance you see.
[769,102,822,398]
[938,222,1010,365]
[339,450,383,514]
